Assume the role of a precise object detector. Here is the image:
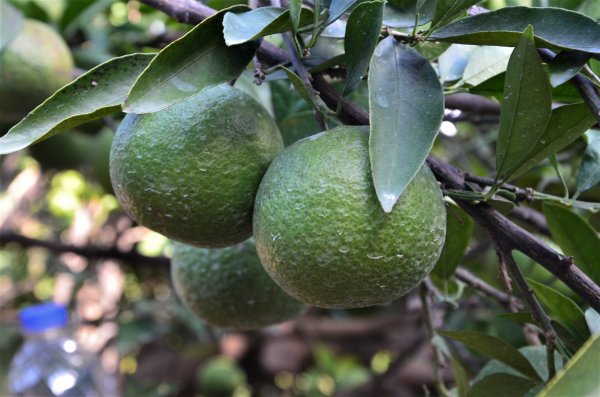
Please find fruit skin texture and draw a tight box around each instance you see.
[253,126,446,308]
[110,84,284,247]
[0,20,73,123]
[171,239,305,330]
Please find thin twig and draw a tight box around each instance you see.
[495,244,567,365]
[454,267,521,311]
[0,231,170,267]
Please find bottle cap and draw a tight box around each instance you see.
[19,302,68,333]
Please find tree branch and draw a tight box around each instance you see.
[0,230,170,267]
[454,267,521,311]
[135,0,600,313]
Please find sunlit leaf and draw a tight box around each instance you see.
[585,308,600,335]
[438,330,542,381]
[368,37,444,213]
[461,46,512,86]
[123,6,258,114]
[495,26,552,183]
[538,334,600,397]
[326,0,361,25]
[0,1,24,52]
[0,54,154,155]
[223,7,313,46]
[429,7,600,54]
[341,0,384,97]
[437,44,478,83]
[543,203,600,284]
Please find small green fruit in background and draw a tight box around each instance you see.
[253,126,446,308]
[110,84,284,248]
[0,20,73,124]
[171,239,305,330]
[197,356,246,397]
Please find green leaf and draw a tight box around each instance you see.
[451,355,468,397]
[432,203,473,279]
[468,72,585,103]
[543,203,600,284]
[0,1,24,52]
[0,54,154,155]
[430,0,481,31]
[289,0,302,32]
[279,66,330,117]
[585,308,600,335]
[528,279,590,345]
[461,45,513,86]
[467,373,540,397]
[495,26,552,183]
[548,51,590,88]
[497,312,535,324]
[501,103,596,182]
[123,6,258,114]
[538,334,600,397]
[437,330,542,381]
[429,7,600,54]
[341,0,384,97]
[437,44,478,83]
[383,0,436,28]
[576,132,600,196]
[368,37,444,213]
[326,0,361,25]
[223,7,313,46]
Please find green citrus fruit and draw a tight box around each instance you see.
[0,20,73,123]
[197,356,246,397]
[28,131,93,171]
[171,239,305,330]
[253,126,446,308]
[110,84,284,247]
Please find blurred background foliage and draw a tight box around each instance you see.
[1,0,600,396]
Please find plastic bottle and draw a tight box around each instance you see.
[8,302,118,397]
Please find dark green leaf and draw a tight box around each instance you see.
[543,203,600,284]
[429,7,600,54]
[0,54,154,155]
[451,355,468,397]
[123,6,258,114]
[497,312,535,324]
[461,46,512,86]
[576,132,600,196]
[528,279,590,345]
[538,334,600,397]
[60,0,113,38]
[289,0,302,32]
[549,51,590,88]
[501,103,595,182]
[437,44,478,83]
[437,329,542,381]
[341,0,384,97]
[0,1,24,52]
[368,37,444,213]
[496,26,552,183]
[430,0,481,31]
[433,203,473,279]
[467,373,540,397]
[585,308,600,335]
[383,0,436,28]
[468,72,585,103]
[326,0,361,25]
[223,7,313,46]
